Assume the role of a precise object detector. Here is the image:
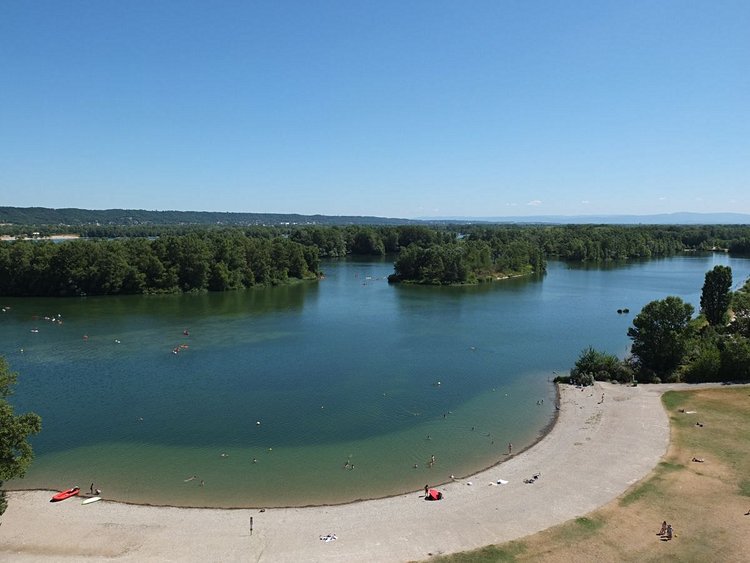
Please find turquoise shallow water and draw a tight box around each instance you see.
[3,254,749,507]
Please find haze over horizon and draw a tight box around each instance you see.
[2,2,748,218]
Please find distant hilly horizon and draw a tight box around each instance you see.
[1,207,749,227]
[420,212,750,225]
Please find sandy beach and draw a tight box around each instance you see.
[0,382,686,562]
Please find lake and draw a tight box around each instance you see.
[3,253,749,507]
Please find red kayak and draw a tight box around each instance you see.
[50,486,80,502]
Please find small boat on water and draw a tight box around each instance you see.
[50,486,80,502]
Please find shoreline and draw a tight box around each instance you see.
[1,381,690,562]
[4,390,560,511]
[0,234,80,241]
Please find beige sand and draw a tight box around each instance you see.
[0,382,687,562]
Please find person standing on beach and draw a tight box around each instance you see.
[508,442,512,455]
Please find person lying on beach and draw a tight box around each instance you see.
[691,457,704,462]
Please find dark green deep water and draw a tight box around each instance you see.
[3,254,749,507]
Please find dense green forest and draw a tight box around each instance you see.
[0,233,320,296]
[561,265,750,385]
[2,224,750,296]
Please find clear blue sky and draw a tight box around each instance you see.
[1,1,748,218]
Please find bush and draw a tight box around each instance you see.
[611,363,635,384]
[682,344,722,383]
[570,347,622,383]
[571,372,595,386]
[719,336,750,381]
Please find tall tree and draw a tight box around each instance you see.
[0,357,42,516]
[628,296,694,376]
[701,265,733,326]
[729,285,750,337]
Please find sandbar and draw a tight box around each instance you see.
[0,382,708,562]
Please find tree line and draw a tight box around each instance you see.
[3,224,750,295]
[563,265,750,385]
[0,232,320,296]
[0,206,417,228]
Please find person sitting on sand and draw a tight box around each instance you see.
[666,524,673,540]
[658,521,667,535]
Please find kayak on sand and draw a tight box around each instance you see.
[50,486,80,502]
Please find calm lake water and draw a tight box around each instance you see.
[3,253,749,507]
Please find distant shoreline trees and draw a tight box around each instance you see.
[0,232,321,297]
[3,224,750,296]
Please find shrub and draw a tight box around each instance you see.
[682,344,722,383]
[570,347,622,383]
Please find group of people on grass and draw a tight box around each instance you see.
[657,521,673,540]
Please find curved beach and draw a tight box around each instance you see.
[1,382,675,562]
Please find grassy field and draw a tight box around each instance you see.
[427,386,750,563]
